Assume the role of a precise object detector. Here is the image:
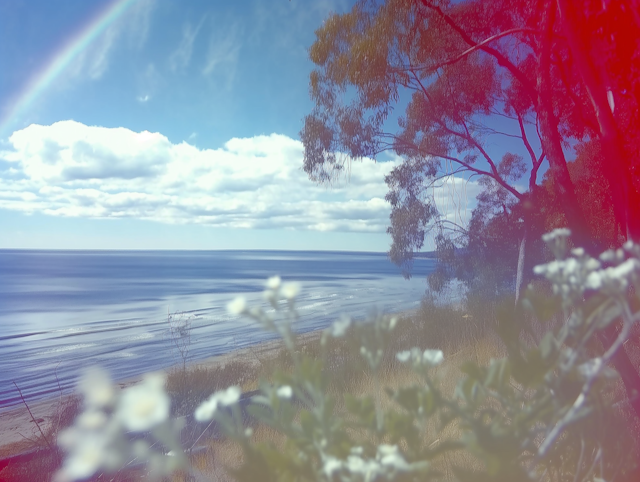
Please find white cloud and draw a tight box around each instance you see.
[0,121,479,234]
[248,0,351,57]
[169,18,206,72]
[127,0,156,50]
[64,2,155,83]
[136,94,150,103]
[202,20,242,89]
[65,24,121,82]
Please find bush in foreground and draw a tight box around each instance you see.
[55,230,640,481]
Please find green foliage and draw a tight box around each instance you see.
[205,234,640,482]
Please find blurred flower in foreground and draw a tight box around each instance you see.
[276,385,293,399]
[227,296,247,315]
[281,282,301,300]
[77,366,114,408]
[55,368,183,482]
[194,385,241,422]
[117,373,170,432]
[396,348,444,367]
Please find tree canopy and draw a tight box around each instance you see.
[301,0,640,267]
[301,0,640,420]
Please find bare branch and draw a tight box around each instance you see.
[13,380,54,452]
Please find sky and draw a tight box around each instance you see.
[0,0,508,251]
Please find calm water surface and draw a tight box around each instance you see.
[0,250,435,409]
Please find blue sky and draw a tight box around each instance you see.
[0,0,531,251]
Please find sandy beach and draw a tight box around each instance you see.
[0,329,323,460]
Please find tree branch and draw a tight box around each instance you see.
[516,111,544,190]
[419,0,539,105]
[409,70,523,200]
[390,27,540,75]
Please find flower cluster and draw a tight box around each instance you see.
[194,385,241,422]
[55,369,184,482]
[322,444,427,481]
[396,348,444,368]
[533,230,639,301]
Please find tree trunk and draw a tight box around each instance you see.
[515,227,527,305]
[538,0,640,421]
[536,1,592,249]
[557,0,640,242]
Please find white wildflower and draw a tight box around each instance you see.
[281,282,301,300]
[216,385,241,405]
[265,276,281,290]
[330,316,351,337]
[600,250,616,262]
[57,427,80,451]
[276,385,293,399]
[389,316,398,330]
[194,397,218,423]
[194,386,241,422]
[117,373,170,432]
[377,444,411,471]
[610,258,639,280]
[77,367,114,408]
[396,350,412,363]
[585,271,603,290]
[227,297,247,315]
[76,410,108,430]
[571,247,585,257]
[323,456,343,477]
[585,258,601,271]
[57,435,108,481]
[542,228,571,243]
[423,349,444,366]
[345,455,380,478]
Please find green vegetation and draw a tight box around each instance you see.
[4,1,640,481]
[301,0,640,422]
[17,233,633,482]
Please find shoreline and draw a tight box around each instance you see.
[0,306,420,461]
[0,327,326,459]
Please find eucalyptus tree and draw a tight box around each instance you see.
[301,0,552,300]
[301,0,640,417]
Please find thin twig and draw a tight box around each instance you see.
[54,361,64,433]
[15,431,38,445]
[13,380,54,451]
[538,300,636,457]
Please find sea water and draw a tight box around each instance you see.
[0,250,435,408]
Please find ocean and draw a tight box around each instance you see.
[0,249,435,409]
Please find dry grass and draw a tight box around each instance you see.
[185,303,508,481]
[186,302,640,482]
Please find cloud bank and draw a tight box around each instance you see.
[0,121,405,232]
[1,121,480,235]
